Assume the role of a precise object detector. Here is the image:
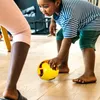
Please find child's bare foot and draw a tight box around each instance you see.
[59,64,69,73]
[73,73,97,84]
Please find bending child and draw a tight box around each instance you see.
[37,0,100,84]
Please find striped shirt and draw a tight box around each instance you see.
[53,0,100,38]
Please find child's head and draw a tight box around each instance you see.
[37,0,61,16]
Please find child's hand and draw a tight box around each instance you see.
[49,57,61,69]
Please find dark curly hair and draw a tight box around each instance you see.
[46,0,56,2]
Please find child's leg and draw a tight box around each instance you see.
[73,48,96,83]
[73,30,99,84]
[56,29,69,73]
[0,0,31,99]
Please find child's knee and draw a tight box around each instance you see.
[13,25,31,45]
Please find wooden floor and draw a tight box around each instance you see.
[0,35,100,100]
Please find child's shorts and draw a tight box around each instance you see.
[56,28,100,50]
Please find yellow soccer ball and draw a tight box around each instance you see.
[37,60,59,80]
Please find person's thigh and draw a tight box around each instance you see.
[0,0,31,44]
[79,30,100,50]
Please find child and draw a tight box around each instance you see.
[37,0,100,84]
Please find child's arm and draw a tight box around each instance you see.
[49,38,72,68]
[49,17,56,36]
[58,38,71,60]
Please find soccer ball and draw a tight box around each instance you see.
[37,60,59,80]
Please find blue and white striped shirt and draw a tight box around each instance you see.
[53,0,100,38]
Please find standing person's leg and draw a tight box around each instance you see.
[56,29,69,73]
[73,31,99,84]
[0,0,31,99]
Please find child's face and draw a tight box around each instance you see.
[37,0,58,16]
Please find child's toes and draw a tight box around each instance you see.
[73,78,96,84]
[73,78,79,82]
[73,78,85,84]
